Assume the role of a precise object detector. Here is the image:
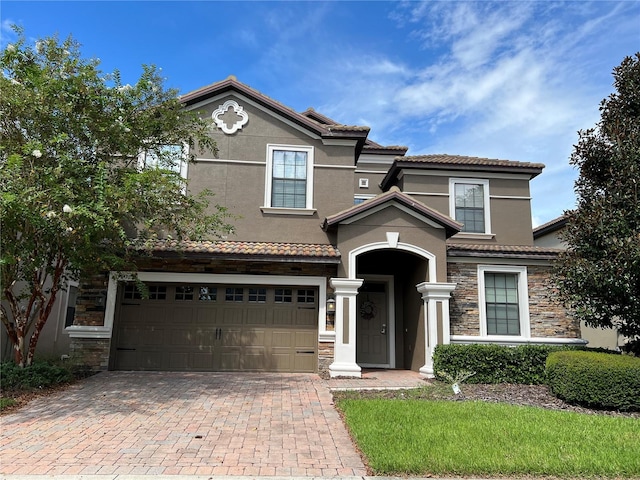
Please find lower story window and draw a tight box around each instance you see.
[478,265,530,337]
[484,273,520,335]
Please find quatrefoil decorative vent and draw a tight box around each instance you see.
[212,100,249,134]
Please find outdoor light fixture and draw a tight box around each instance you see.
[326,296,336,316]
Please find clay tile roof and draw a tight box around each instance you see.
[401,154,545,169]
[447,243,563,260]
[300,108,338,126]
[533,214,570,239]
[381,154,545,189]
[139,239,340,263]
[362,142,409,154]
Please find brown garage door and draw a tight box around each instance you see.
[111,283,318,372]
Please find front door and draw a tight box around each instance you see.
[356,281,389,366]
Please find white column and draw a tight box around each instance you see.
[329,278,363,378]
[416,282,456,378]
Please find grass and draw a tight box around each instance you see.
[336,396,640,478]
[0,397,17,409]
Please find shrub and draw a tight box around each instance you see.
[0,361,73,392]
[433,344,572,384]
[546,350,640,411]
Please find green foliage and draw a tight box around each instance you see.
[0,27,234,366]
[0,361,72,392]
[546,350,640,411]
[555,53,640,341]
[433,343,572,384]
[0,397,17,410]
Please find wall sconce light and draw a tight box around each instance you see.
[326,296,336,316]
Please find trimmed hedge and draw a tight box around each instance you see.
[546,350,640,411]
[433,343,572,384]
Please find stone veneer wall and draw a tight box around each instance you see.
[448,262,580,339]
[71,257,338,371]
[318,342,334,373]
[70,273,112,370]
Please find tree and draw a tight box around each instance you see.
[0,28,233,367]
[556,53,640,346]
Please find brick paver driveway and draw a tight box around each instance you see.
[0,372,367,476]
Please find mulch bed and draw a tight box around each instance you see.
[345,382,640,418]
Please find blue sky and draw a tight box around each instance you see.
[2,1,639,226]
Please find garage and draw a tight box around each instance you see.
[111,283,318,372]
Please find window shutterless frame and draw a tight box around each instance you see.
[449,178,491,234]
[262,144,315,214]
[477,265,530,338]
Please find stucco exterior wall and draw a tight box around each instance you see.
[334,207,449,281]
[187,94,358,244]
[398,173,535,246]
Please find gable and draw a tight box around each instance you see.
[182,76,369,154]
[323,186,462,238]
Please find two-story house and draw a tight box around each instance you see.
[65,76,584,376]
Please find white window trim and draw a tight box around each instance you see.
[60,279,79,335]
[477,265,530,339]
[262,144,315,214]
[354,194,375,204]
[138,143,190,187]
[449,178,492,235]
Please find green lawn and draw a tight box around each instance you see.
[336,398,640,478]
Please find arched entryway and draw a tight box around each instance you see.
[329,240,455,378]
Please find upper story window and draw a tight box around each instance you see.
[262,145,315,215]
[478,265,530,338]
[139,144,188,180]
[449,178,491,234]
[354,194,375,205]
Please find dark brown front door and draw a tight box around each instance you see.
[356,281,389,366]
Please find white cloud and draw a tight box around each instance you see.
[299,1,637,223]
[1,19,19,47]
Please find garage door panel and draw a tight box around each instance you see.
[241,349,268,370]
[114,283,318,372]
[244,328,265,346]
[113,350,137,370]
[168,352,189,370]
[138,306,170,323]
[222,327,242,347]
[191,352,216,370]
[294,354,316,372]
[271,352,292,371]
[219,350,241,370]
[272,308,293,326]
[168,327,216,347]
[196,307,218,324]
[118,325,166,347]
[170,306,195,324]
[295,330,317,349]
[295,309,316,327]
[137,350,164,370]
[245,308,267,325]
[221,308,243,325]
[271,330,294,348]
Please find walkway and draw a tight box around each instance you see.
[0,370,424,477]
